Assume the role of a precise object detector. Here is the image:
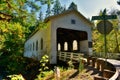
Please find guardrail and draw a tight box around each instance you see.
[57,51,84,62]
[106,59,120,80]
[90,57,120,80]
[93,53,120,60]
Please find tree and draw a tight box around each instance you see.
[92,9,120,55]
[40,0,54,18]
[0,0,51,77]
[63,5,67,12]
[38,11,43,21]
[52,0,64,15]
[0,0,43,55]
[117,0,120,5]
[108,9,120,53]
[0,0,26,55]
[68,2,78,10]
[0,0,40,38]
[0,21,25,55]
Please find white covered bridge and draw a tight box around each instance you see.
[24,9,93,64]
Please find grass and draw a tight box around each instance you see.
[0,55,94,80]
[35,67,93,80]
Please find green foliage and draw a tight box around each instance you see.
[92,29,104,53]
[36,55,49,79]
[68,2,78,10]
[0,0,41,38]
[59,66,66,72]
[0,0,57,79]
[78,58,84,72]
[0,0,39,55]
[26,0,41,12]
[38,11,43,21]
[0,55,40,79]
[92,9,120,54]
[93,52,120,59]
[0,0,26,14]
[0,1,41,77]
[7,74,25,80]
[0,55,26,75]
[7,55,26,74]
[0,21,25,55]
[0,0,46,55]
[52,0,64,15]
[67,60,74,69]
[39,55,49,71]
[35,70,53,80]
[40,0,54,17]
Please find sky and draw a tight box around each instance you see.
[59,0,120,19]
[39,0,120,19]
[59,0,120,18]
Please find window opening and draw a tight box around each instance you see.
[73,40,78,50]
[64,42,68,51]
[41,38,43,50]
[58,43,61,51]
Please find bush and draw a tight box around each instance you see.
[67,60,74,69]
[35,55,50,79]
[0,55,26,75]
[7,74,25,80]
[78,58,84,72]
[0,54,40,79]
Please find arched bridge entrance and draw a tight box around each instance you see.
[57,28,89,61]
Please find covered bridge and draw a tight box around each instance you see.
[24,9,93,64]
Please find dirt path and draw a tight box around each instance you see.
[85,65,103,79]
[67,65,103,80]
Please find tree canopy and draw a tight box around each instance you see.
[40,0,54,17]
[117,0,120,5]
[0,0,44,55]
[52,0,64,15]
[68,2,78,10]
[92,9,120,55]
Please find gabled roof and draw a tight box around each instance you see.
[26,10,93,41]
[45,10,94,26]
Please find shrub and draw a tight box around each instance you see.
[0,54,40,79]
[35,55,49,79]
[78,58,84,72]
[7,74,25,80]
[67,60,74,69]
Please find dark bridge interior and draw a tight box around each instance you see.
[57,28,88,52]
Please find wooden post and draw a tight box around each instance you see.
[64,52,66,61]
[59,52,61,60]
[54,66,60,80]
[91,57,97,68]
[96,59,105,72]
[101,60,105,72]
[71,52,73,61]
[96,59,101,70]
[87,56,91,65]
